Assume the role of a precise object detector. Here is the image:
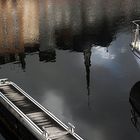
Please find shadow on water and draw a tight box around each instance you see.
[130,81,140,131]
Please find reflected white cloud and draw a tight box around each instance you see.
[42,89,72,122]
[92,46,116,60]
[120,47,128,53]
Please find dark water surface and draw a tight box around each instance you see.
[0,0,140,140]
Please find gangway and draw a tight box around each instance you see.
[0,79,84,140]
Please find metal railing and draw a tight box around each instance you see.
[12,82,84,140]
[0,79,84,140]
[0,91,44,138]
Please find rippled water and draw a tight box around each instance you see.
[0,0,140,140]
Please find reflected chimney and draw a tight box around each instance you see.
[83,47,92,107]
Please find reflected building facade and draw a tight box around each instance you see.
[23,0,39,47]
[39,0,56,62]
[0,0,25,70]
[0,0,24,52]
[0,0,140,67]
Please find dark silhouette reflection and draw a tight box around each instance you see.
[24,43,39,53]
[83,46,92,107]
[129,81,140,130]
[0,53,26,71]
[39,50,56,62]
[55,18,118,52]
[19,53,26,71]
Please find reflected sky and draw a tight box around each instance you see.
[1,0,140,140]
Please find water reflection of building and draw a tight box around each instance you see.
[0,0,24,51]
[0,0,25,70]
[0,53,26,70]
[23,0,39,46]
[39,0,56,62]
[0,0,140,68]
[129,81,140,130]
[83,46,92,107]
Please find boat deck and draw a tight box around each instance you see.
[0,79,83,140]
